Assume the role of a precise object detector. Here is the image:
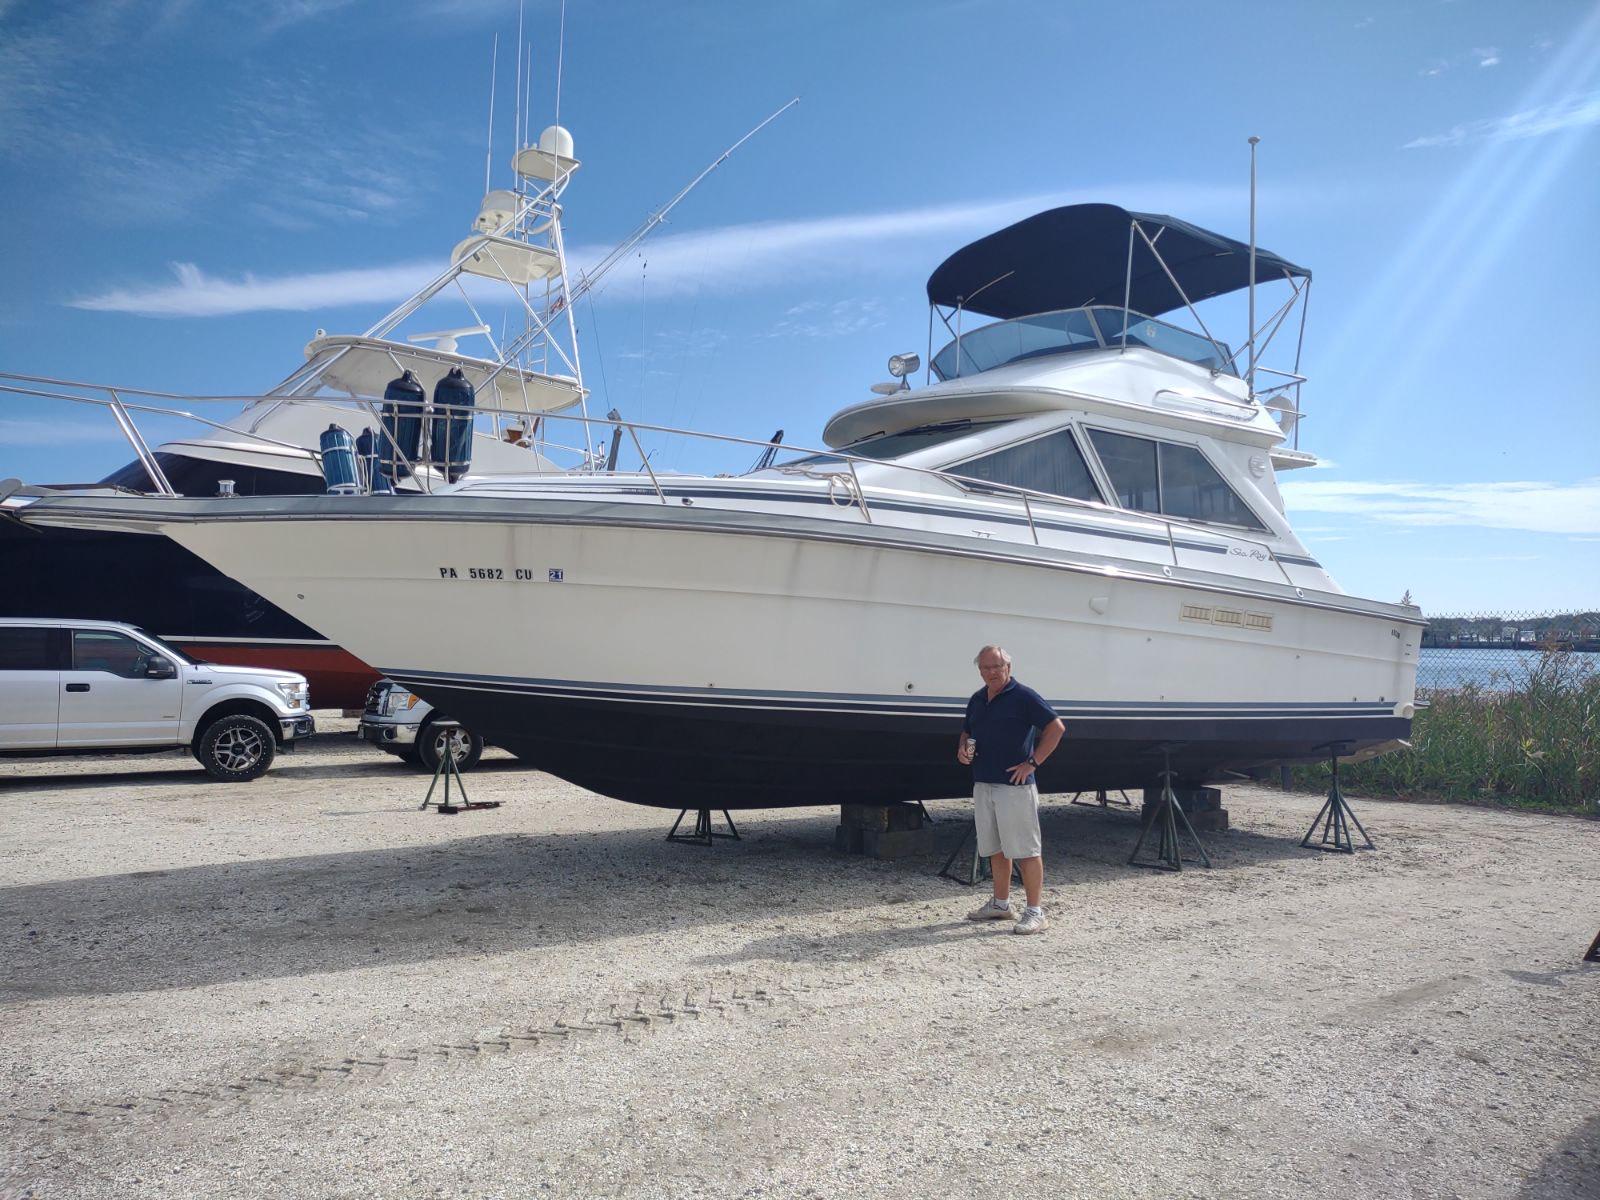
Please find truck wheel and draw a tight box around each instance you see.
[195,714,277,782]
[415,720,483,774]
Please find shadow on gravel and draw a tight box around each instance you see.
[1516,1115,1600,1200]
[2,794,1316,1003]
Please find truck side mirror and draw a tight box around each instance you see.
[145,656,177,680]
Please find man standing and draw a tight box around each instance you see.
[957,645,1065,935]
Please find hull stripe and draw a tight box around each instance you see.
[386,668,1398,721]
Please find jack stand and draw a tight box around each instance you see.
[938,819,1024,887]
[1129,748,1211,871]
[1071,788,1133,810]
[667,808,740,847]
[1585,930,1600,964]
[1300,741,1374,853]
[420,723,500,815]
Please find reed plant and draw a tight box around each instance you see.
[1289,648,1599,811]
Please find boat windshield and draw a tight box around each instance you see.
[779,420,998,468]
[931,306,1233,380]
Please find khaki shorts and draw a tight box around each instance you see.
[973,781,1042,860]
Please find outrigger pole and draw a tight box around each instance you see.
[569,97,801,306]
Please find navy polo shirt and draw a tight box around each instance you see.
[962,679,1060,785]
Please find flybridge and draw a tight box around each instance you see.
[920,203,1314,448]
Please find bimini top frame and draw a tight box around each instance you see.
[924,203,1313,446]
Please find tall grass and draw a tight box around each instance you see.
[1290,649,1599,811]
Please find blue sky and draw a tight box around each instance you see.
[1,0,1597,612]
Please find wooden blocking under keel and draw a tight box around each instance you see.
[836,802,934,860]
[1141,785,1229,833]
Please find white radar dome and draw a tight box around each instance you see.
[539,125,574,159]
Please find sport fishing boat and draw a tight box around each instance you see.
[4,120,653,707]
[11,203,1422,807]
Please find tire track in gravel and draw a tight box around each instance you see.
[5,967,865,1130]
[7,949,1062,1134]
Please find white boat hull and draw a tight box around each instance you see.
[50,492,1420,807]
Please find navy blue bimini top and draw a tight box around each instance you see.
[962,679,1060,785]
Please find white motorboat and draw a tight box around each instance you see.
[13,203,1421,807]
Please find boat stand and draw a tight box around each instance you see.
[419,723,501,815]
[1129,747,1211,871]
[1300,741,1374,853]
[1584,930,1600,964]
[938,819,1024,887]
[667,808,740,847]
[1071,788,1133,810]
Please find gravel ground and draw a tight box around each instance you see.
[2,717,1596,1199]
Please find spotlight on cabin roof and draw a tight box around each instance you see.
[887,352,920,379]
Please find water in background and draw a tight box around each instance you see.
[1419,647,1597,692]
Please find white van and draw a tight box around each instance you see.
[0,618,314,781]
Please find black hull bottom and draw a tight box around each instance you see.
[403,681,1411,810]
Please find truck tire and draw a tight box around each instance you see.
[415,719,483,774]
[195,714,277,782]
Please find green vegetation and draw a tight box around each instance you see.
[1290,649,1599,812]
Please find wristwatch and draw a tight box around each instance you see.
[1027,755,1039,767]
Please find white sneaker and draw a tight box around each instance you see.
[966,898,1016,921]
[1013,910,1049,935]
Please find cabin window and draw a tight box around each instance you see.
[782,421,1000,468]
[1088,429,1267,531]
[1088,430,1159,512]
[949,429,1102,503]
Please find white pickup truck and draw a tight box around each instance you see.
[0,618,314,781]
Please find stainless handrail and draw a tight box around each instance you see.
[0,371,1305,581]
[106,389,175,497]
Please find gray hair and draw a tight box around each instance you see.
[973,644,1013,666]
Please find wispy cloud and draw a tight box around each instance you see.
[71,260,443,317]
[1280,478,1600,535]
[0,418,127,446]
[763,298,887,340]
[0,4,453,227]
[71,182,1257,317]
[1405,88,1600,148]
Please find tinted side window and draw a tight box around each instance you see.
[951,430,1102,503]
[1089,429,1268,531]
[99,452,318,497]
[0,628,61,670]
[1089,430,1159,512]
[1158,442,1267,530]
[72,631,153,678]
